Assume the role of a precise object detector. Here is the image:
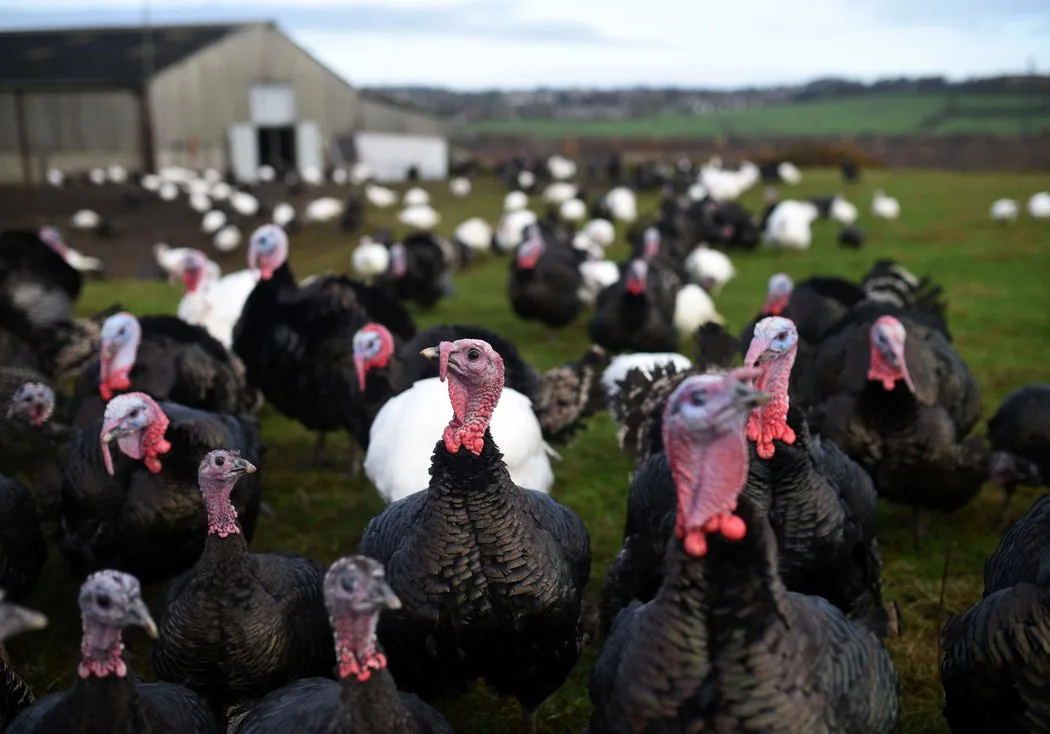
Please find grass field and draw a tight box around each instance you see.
[465,93,1050,139]
[8,169,1050,733]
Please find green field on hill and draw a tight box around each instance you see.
[10,170,1050,734]
[465,93,1050,139]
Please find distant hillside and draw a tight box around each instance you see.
[459,93,1050,139]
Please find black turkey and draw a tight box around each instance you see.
[6,570,216,734]
[0,593,48,731]
[507,224,584,332]
[987,384,1050,527]
[232,556,452,734]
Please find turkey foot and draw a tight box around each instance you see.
[994,483,1016,531]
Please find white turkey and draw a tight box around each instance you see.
[990,198,1019,222]
[257,165,276,182]
[402,187,430,207]
[560,198,587,222]
[829,195,859,225]
[700,161,760,201]
[107,165,128,184]
[47,168,64,187]
[1027,192,1050,219]
[176,250,259,348]
[140,173,161,192]
[202,168,222,184]
[365,184,397,209]
[89,168,106,185]
[604,187,638,222]
[504,190,529,212]
[398,205,440,231]
[350,236,391,279]
[453,218,493,255]
[231,191,260,217]
[303,197,343,223]
[674,283,724,334]
[687,183,708,201]
[601,351,692,403]
[547,154,577,181]
[684,244,736,294]
[70,210,101,231]
[777,161,802,185]
[578,260,621,308]
[350,162,372,185]
[517,169,536,190]
[210,181,233,201]
[582,218,616,248]
[542,182,578,205]
[872,189,900,220]
[763,200,820,251]
[301,165,324,186]
[154,244,199,282]
[494,209,538,253]
[449,177,472,197]
[363,376,556,503]
[158,182,179,202]
[201,210,227,235]
[188,193,211,214]
[213,225,242,252]
[272,202,296,228]
[329,167,347,185]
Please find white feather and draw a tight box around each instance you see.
[1029,192,1050,219]
[449,177,472,197]
[209,182,233,201]
[699,162,759,202]
[212,225,242,252]
[684,247,736,294]
[990,198,1019,222]
[257,165,276,182]
[560,198,587,222]
[778,161,802,185]
[203,169,222,184]
[517,170,536,189]
[871,190,900,220]
[47,168,64,187]
[577,260,621,307]
[178,267,259,348]
[542,182,578,205]
[107,165,128,184]
[158,182,179,201]
[366,184,397,209]
[331,167,349,185]
[350,163,372,186]
[272,202,296,227]
[189,193,212,213]
[304,197,343,223]
[351,240,391,277]
[301,166,324,187]
[601,352,692,401]
[364,378,555,503]
[604,187,638,222]
[66,248,106,273]
[454,218,493,251]
[494,210,538,253]
[201,210,227,234]
[547,155,577,181]
[687,183,708,201]
[230,191,260,216]
[582,219,615,248]
[154,244,199,280]
[762,200,819,251]
[70,210,100,230]
[829,196,858,225]
[398,204,440,230]
[674,283,724,334]
[504,190,529,212]
[89,168,106,185]
[403,187,430,207]
[140,174,161,192]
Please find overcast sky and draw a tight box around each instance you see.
[2,0,1047,89]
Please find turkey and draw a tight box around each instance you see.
[232,224,415,469]
[58,392,262,584]
[601,319,892,638]
[803,309,985,542]
[0,475,46,602]
[176,250,260,350]
[357,338,592,733]
[872,189,901,219]
[508,224,584,332]
[941,492,1050,733]
[153,450,334,723]
[353,322,607,452]
[0,594,47,731]
[986,384,1050,527]
[588,372,900,734]
[588,259,679,354]
[70,311,256,426]
[0,228,82,328]
[374,234,454,310]
[37,226,106,278]
[683,243,735,294]
[7,570,217,734]
[232,556,453,734]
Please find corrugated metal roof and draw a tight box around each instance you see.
[0,22,255,89]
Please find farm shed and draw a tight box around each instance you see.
[0,21,447,185]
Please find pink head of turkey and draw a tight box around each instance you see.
[7,381,54,427]
[179,250,210,294]
[420,338,505,456]
[868,315,916,393]
[625,259,648,296]
[663,369,770,558]
[99,392,171,476]
[38,226,69,259]
[762,273,793,316]
[515,227,544,270]
[76,570,156,680]
[247,224,289,281]
[743,316,799,459]
[99,312,142,401]
[198,449,256,539]
[324,555,402,683]
[352,323,395,392]
[642,227,661,262]
[388,243,408,279]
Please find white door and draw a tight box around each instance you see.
[296,121,323,174]
[249,84,296,126]
[227,124,258,184]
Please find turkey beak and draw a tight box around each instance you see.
[743,336,773,369]
[0,602,48,639]
[229,457,257,477]
[419,347,439,361]
[127,599,158,639]
[100,418,132,444]
[370,580,402,611]
[734,382,771,410]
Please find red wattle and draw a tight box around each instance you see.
[684,529,708,557]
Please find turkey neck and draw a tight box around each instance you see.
[429,428,513,505]
[743,407,811,514]
[198,522,251,580]
[335,667,411,732]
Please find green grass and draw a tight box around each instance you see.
[464,93,1050,139]
[10,169,1050,733]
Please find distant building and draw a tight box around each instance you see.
[0,21,448,184]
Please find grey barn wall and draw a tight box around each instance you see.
[359,96,446,137]
[149,23,358,170]
[0,90,141,183]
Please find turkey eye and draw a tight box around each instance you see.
[215,456,225,467]
[96,594,111,609]
[776,331,787,341]
[467,349,480,361]
[689,392,706,406]
[340,577,356,593]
